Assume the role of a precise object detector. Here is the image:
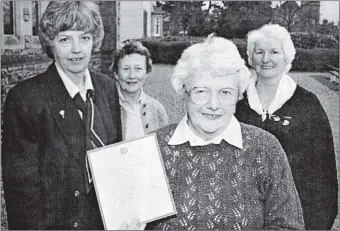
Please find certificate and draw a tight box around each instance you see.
[87,133,177,230]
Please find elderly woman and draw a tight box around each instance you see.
[2,1,122,229]
[144,35,304,230]
[110,41,168,141]
[235,24,338,230]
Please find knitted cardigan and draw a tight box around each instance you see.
[235,85,338,230]
[146,123,304,230]
[120,93,168,140]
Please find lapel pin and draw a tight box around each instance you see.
[120,147,128,154]
[59,110,65,119]
[273,116,280,121]
[283,120,290,126]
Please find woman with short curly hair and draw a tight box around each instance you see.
[145,34,304,230]
[2,1,122,229]
[39,1,104,59]
[111,40,168,141]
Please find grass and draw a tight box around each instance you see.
[1,65,339,230]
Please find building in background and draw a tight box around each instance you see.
[151,6,167,37]
[1,1,117,112]
[1,0,168,113]
[116,1,166,45]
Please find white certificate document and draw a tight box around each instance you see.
[87,133,177,230]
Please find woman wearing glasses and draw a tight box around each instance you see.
[146,35,304,230]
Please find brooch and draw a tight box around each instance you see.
[269,114,292,126]
[59,110,65,119]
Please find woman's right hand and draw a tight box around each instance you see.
[118,217,146,230]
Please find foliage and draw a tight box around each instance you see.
[216,1,273,39]
[290,32,339,49]
[293,48,339,71]
[141,39,338,72]
[273,1,320,32]
[141,40,192,65]
[158,1,222,36]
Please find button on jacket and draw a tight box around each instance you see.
[119,90,169,140]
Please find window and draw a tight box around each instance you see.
[143,11,147,37]
[155,17,160,35]
[3,1,14,35]
[32,1,40,36]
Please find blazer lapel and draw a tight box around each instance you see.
[46,63,86,156]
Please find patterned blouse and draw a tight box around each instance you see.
[146,123,304,230]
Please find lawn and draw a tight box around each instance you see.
[1,64,339,230]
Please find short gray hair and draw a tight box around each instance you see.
[247,24,296,73]
[172,34,250,100]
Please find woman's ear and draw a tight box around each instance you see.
[113,72,119,81]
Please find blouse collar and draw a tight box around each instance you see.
[168,114,243,149]
[246,70,297,121]
[55,62,93,101]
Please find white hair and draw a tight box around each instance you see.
[247,24,296,73]
[172,34,250,100]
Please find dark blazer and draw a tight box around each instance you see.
[2,63,122,230]
[235,85,338,230]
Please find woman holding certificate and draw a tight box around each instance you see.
[145,35,305,230]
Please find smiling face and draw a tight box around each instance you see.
[52,30,93,78]
[252,38,286,80]
[116,54,148,95]
[185,72,239,141]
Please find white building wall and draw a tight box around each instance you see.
[117,1,155,47]
[2,1,50,50]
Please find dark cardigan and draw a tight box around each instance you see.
[146,123,304,230]
[235,85,338,230]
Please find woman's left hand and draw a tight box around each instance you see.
[118,217,146,230]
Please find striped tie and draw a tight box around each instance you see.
[73,90,107,193]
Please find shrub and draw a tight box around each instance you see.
[290,32,339,49]
[141,38,248,65]
[141,40,193,65]
[292,48,339,71]
[141,39,338,72]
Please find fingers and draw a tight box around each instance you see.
[129,217,140,229]
[119,221,128,230]
[138,223,146,230]
[119,217,145,230]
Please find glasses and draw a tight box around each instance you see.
[186,87,238,105]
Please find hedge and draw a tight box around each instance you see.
[141,40,338,72]
[290,32,339,49]
[293,48,339,71]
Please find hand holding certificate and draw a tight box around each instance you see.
[87,134,177,230]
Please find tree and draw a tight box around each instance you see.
[273,1,320,32]
[216,1,273,38]
[157,1,221,36]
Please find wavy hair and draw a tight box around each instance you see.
[247,24,296,73]
[172,34,250,100]
[39,1,104,59]
[110,40,153,74]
